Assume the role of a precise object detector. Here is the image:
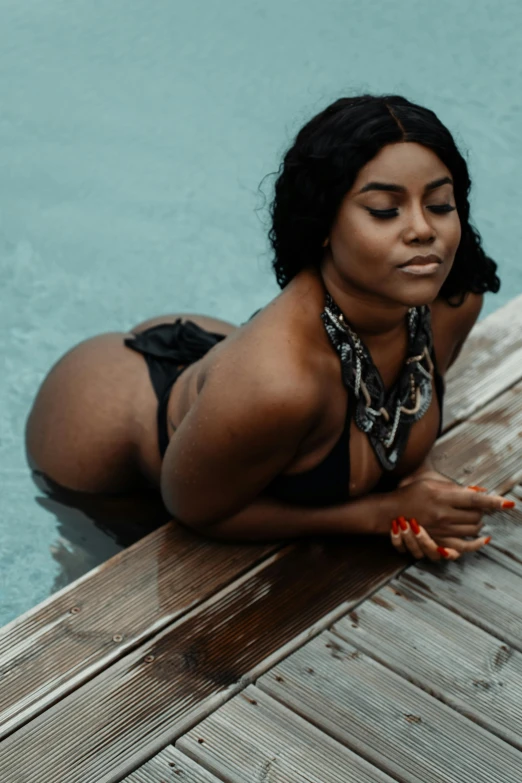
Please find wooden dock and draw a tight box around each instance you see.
[1,295,522,783]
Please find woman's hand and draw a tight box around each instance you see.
[390,478,513,540]
[390,516,491,561]
[398,467,454,489]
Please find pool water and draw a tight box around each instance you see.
[1,0,521,627]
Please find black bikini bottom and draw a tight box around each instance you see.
[124,320,225,457]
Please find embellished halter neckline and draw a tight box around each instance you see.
[320,292,435,471]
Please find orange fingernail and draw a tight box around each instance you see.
[437,546,449,558]
[484,536,491,545]
[410,518,421,535]
[502,501,516,509]
[398,516,408,531]
[468,485,487,492]
[391,519,399,535]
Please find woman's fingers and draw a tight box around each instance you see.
[390,518,406,553]
[389,517,491,562]
[397,517,424,559]
[439,509,484,527]
[436,523,484,538]
[410,521,461,561]
[393,517,459,562]
[437,535,492,554]
[450,486,515,513]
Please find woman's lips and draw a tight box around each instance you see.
[397,253,442,276]
[399,262,441,276]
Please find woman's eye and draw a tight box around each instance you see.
[428,204,457,214]
[367,204,457,220]
[367,208,398,219]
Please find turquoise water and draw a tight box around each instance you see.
[1,0,522,627]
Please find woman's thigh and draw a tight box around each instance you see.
[26,332,154,494]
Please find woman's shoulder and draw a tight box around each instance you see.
[204,298,330,418]
[430,291,484,371]
[431,291,483,332]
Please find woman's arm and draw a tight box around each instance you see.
[161,295,504,544]
[191,491,394,541]
[173,474,504,545]
[160,339,402,539]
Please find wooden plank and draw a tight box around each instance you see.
[332,581,522,749]
[177,685,395,783]
[1,385,516,752]
[121,746,222,782]
[433,381,522,493]
[478,494,522,577]
[257,631,522,783]
[0,522,277,739]
[0,297,518,778]
[0,539,402,783]
[443,292,522,430]
[400,555,522,651]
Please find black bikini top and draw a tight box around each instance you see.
[267,360,444,506]
[266,293,444,507]
[128,310,443,508]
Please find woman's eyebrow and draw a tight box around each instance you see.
[357,176,453,195]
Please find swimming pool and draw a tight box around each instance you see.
[1,0,521,627]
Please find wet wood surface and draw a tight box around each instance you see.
[0,523,277,739]
[476,494,522,576]
[0,540,403,782]
[433,381,522,493]
[400,553,522,650]
[1,295,521,782]
[443,293,522,430]
[2,366,519,746]
[177,502,522,783]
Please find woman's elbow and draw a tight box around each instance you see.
[160,475,220,532]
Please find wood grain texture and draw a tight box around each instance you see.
[0,539,402,783]
[0,522,276,739]
[400,555,522,650]
[121,746,222,783]
[257,631,522,783]
[477,494,522,577]
[1,296,520,779]
[443,293,522,430]
[4,380,517,772]
[433,381,522,494]
[332,581,522,749]
[177,685,395,783]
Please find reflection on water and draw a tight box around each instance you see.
[31,471,171,594]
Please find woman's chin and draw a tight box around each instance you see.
[394,276,445,307]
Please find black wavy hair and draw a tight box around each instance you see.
[269,95,500,304]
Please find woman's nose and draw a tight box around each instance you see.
[404,206,435,244]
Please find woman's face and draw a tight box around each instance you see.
[324,142,462,307]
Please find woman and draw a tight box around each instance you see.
[26,94,513,561]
